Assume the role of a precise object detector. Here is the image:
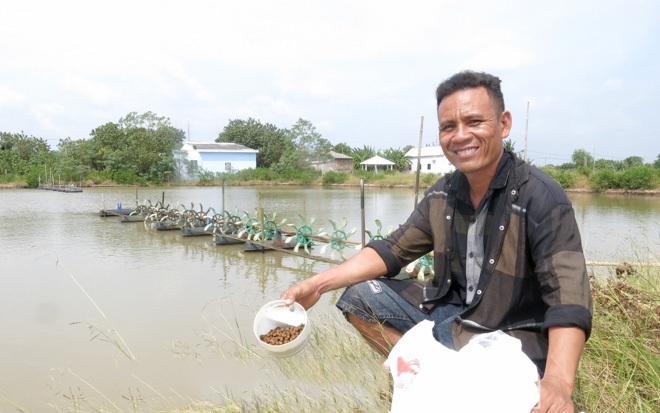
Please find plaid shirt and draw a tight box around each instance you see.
[369,151,593,371]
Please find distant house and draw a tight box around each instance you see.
[360,155,395,172]
[310,151,354,173]
[404,146,454,175]
[180,142,258,177]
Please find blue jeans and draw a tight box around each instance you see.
[336,279,466,350]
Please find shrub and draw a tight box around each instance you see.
[322,171,349,185]
[422,173,441,186]
[589,169,620,192]
[543,167,577,189]
[87,170,113,184]
[619,166,655,190]
[113,170,140,185]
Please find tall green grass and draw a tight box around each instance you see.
[574,265,659,412]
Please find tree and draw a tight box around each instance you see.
[571,149,594,168]
[622,156,644,169]
[88,112,185,181]
[350,145,377,170]
[276,118,332,171]
[216,118,288,168]
[382,146,412,172]
[655,154,660,168]
[332,142,353,156]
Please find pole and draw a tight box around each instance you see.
[414,116,424,207]
[221,177,226,212]
[524,102,530,163]
[360,178,366,247]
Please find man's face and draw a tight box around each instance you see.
[438,87,511,177]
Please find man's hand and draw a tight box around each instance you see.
[531,326,586,413]
[533,375,574,412]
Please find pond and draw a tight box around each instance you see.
[0,186,658,411]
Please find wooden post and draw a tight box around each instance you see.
[414,116,424,207]
[360,178,366,247]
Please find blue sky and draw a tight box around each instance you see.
[1,0,658,165]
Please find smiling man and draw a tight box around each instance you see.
[281,71,592,412]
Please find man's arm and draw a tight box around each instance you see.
[534,326,586,413]
[280,247,388,310]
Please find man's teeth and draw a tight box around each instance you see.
[456,148,477,156]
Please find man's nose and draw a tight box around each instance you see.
[455,123,470,140]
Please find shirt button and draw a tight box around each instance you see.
[419,304,424,309]
[499,225,505,231]
[446,279,451,284]
[468,286,474,292]
[469,252,474,258]
[489,258,495,265]
[511,189,517,196]
[446,215,451,220]
[476,289,482,295]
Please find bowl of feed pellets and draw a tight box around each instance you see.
[253,300,311,357]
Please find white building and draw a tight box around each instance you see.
[404,146,454,175]
[180,142,258,176]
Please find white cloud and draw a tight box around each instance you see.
[59,74,121,106]
[0,85,26,107]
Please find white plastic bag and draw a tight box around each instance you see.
[384,320,539,413]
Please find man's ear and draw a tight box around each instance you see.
[500,110,512,139]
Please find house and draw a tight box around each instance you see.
[310,151,354,173]
[404,146,454,175]
[180,142,258,176]
[360,155,395,172]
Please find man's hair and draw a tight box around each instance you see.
[435,71,505,113]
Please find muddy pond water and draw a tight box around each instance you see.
[0,186,658,411]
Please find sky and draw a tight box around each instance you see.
[1,0,659,165]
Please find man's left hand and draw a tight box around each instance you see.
[532,375,574,413]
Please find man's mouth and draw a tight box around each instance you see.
[455,147,478,156]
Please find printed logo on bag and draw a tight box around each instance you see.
[366,280,382,294]
[396,357,420,377]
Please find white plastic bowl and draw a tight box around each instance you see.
[253,300,311,357]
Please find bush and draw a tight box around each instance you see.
[422,173,441,186]
[322,171,349,185]
[233,168,277,182]
[589,169,620,192]
[619,166,655,190]
[542,167,577,189]
[277,168,320,183]
[87,170,113,184]
[113,170,140,185]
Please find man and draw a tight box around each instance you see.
[281,71,592,412]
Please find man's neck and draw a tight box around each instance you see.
[465,154,504,209]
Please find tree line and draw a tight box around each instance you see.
[1,111,659,190]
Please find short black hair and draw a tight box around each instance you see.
[435,70,505,113]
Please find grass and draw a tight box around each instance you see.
[574,264,660,412]
[173,311,391,413]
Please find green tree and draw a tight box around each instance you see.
[382,146,412,172]
[216,118,289,168]
[89,112,184,181]
[622,156,644,169]
[350,145,377,170]
[571,149,594,168]
[332,142,353,156]
[276,118,332,171]
[655,154,660,168]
